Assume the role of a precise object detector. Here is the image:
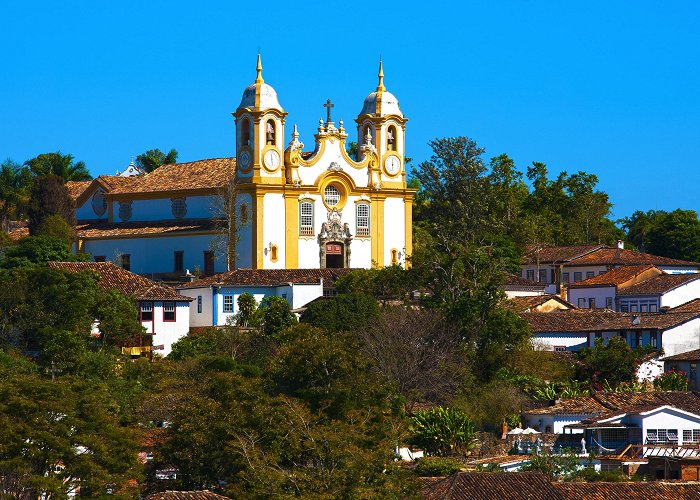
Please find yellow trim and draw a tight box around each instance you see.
[404,196,413,268]
[371,194,385,267]
[318,177,350,211]
[254,192,264,268]
[284,195,299,268]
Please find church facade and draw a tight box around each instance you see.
[68,57,414,276]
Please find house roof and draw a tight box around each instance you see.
[526,391,700,416]
[503,273,546,289]
[47,261,191,301]
[523,245,605,264]
[521,306,700,333]
[144,492,230,500]
[553,481,700,499]
[523,245,700,268]
[74,218,222,239]
[6,220,29,241]
[506,294,574,313]
[617,273,700,296]
[567,265,658,288]
[669,298,700,313]
[177,268,352,289]
[664,348,700,362]
[421,472,563,500]
[108,157,234,195]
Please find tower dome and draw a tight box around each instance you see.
[238,54,284,111]
[359,60,403,117]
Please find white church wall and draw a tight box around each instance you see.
[263,193,286,269]
[83,234,227,276]
[383,197,406,267]
[350,239,372,269]
[178,288,213,328]
[296,140,370,188]
[76,198,104,221]
[298,239,320,268]
[661,319,700,357]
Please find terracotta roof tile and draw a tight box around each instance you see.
[178,268,352,289]
[47,261,190,301]
[521,308,700,333]
[144,491,230,500]
[526,396,609,415]
[506,295,574,313]
[422,472,563,499]
[65,180,92,200]
[7,220,29,240]
[75,218,222,239]
[523,245,605,264]
[670,299,700,313]
[109,158,234,195]
[567,265,658,288]
[664,348,700,362]
[553,481,700,499]
[527,391,700,416]
[571,247,700,267]
[504,273,546,288]
[617,273,700,296]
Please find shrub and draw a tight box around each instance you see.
[654,368,688,391]
[409,406,476,457]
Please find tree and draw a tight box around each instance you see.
[622,209,700,261]
[135,148,178,173]
[577,337,653,389]
[26,174,75,234]
[256,296,297,337]
[0,235,80,269]
[0,159,31,232]
[234,292,258,327]
[300,293,380,334]
[25,152,92,181]
[35,214,74,242]
[93,289,144,349]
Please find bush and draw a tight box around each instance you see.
[654,368,688,391]
[414,456,462,477]
[300,292,380,333]
[409,406,476,457]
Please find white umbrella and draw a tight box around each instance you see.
[507,428,524,435]
[521,427,541,434]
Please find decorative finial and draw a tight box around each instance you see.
[292,123,299,139]
[377,58,385,92]
[255,53,264,84]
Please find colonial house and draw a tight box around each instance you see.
[65,57,414,276]
[567,265,700,312]
[521,300,700,379]
[48,261,191,356]
[176,268,350,328]
[521,243,700,295]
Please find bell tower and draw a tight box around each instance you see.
[233,54,287,184]
[356,60,408,182]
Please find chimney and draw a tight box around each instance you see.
[617,240,624,250]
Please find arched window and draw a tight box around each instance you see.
[324,185,340,207]
[363,125,372,145]
[240,118,251,147]
[299,201,314,236]
[387,125,397,151]
[266,120,276,145]
[356,203,370,236]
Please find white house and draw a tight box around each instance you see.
[48,261,192,357]
[501,273,547,298]
[617,273,700,312]
[521,243,700,295]
[566,265,661,310]
[177,268,350,327]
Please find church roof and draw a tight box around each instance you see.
[47,261,190,301]
[359,60,403,117]
[74,218,222,239]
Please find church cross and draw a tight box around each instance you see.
[323,99,334,124]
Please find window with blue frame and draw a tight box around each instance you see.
[223,295,234,313]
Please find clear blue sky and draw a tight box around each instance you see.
[1,1,699,220]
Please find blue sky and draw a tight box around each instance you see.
[1,1,698,219]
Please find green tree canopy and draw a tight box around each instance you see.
[135,148,178,173]
[25,152,92,181]
[622,209,700,261]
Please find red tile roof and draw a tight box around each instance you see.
[670,298,700,313]
[553,481,700,499]
[506,295,574,312]
[572,247,700,267]
[521,308,700,333]
[178,268,352,289]
[144,492,230,500]
[618,273,700,296]
[567,265,659,288]
[7,220,29,241]
[422,472,562,499]
[503,273,546,288]
[47,261,190,301]
[526,391,700,416]
[109,158,234,195]
[75,218,222,239]
[65,180,92,200]
[523,245,605,264]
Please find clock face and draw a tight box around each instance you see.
[264,149,281,170]
[384,155,401,176]
[238,151,251,170]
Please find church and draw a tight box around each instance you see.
[68,57,415,277]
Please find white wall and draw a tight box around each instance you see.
[383,196,406,267]
[138,301,190,356]
[295,137,371,188]
[637,358,664,381]
[567,286,615,309]
[631,408,700,445]
[112,195,220,223]
[661,318,700,357]
[83,234,227,276]
[178,287,213,327]
[263,193,286,269]
[523,414,588,434]
[658,266,699,274]
[531,333,588,351]
[236,193,253,269]
[290,283,323,309]
[504,289,546,298]
[661,279,700,308]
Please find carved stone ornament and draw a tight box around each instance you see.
[298,191,313,201]
[287,124,304,151]
[319,209,352,241]
[328,161,342,172]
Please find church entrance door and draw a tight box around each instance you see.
[325,243,344,268]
